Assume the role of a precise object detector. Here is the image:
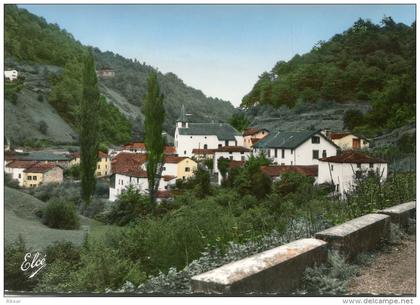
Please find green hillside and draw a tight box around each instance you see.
[4,5,235,145]
[242,17,415,133]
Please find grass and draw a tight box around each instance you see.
[5,187,117,251]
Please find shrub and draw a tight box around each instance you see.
[38,120,48,135]
[42,199,80,230]
[5,173,20,189]
[107,185,153,225]
[64,164,81,180]
[29,181,81,204]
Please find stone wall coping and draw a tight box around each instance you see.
[315,213,389,238]
[191,238,327,286]
[380,201,416,214]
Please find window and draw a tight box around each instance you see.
[312,136,320,144]
[18,173,21,178]
[218,144,222,149]
[355,171,362,179]
[369,163,374,168]
[184,150,187,155]
[162,167,166,171]
[312,150,319,159]
[291,149,294,155]
[274,149,278,158]
[336,184,339,192]
[28,176,32,180]
[357,163,361,168]
[204,136,207,139]
[225,140,229,146]
[290,161,293,165]
[267,149,271,157]
[190,136,192,139]
[322,150,327,158]
[229,156,233,160]
[204,144,208,149]
[331,165,334,171]
[33,176,37,181]
[241,156,245,161]
[281,149,285,159]
[98,172,101,176]
[97,164,100,169]
[185,167,190,172]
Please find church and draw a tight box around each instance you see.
[174,105,244,157]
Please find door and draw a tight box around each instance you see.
[352,138,361,149]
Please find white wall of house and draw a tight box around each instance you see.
[5,167,25,186]
[213,151,251,175]
[162,163,178,177]
[332,134,370,150]
[318,161,388,197]
[254,135,338,166]
[109,173,176,202]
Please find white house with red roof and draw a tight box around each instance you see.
[318,150,388,197]
[213,146,252,184]
[323,130,370,150]
[5,160,38,186]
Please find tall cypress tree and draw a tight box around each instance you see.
[143,71,165,204]
[80,50,100,205]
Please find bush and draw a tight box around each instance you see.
[107,185,153,226]
[5,173,20,189]
[64,164,81,180]
[42,199,80,230]
[38,120,48,135]
[29,181,81,204]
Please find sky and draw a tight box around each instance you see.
[20,4,415,107]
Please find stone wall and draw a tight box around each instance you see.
[191,201,416,294]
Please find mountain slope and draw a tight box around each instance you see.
[4,5,235,146]
[242,17,415,133]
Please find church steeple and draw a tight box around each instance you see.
[177,105,189,128]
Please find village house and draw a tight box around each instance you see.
[317,150,388,197]
[192,148,216,161]
[22,163,63,188]
[96,151,111,177]
[162,156,198,180]
[109,153,179,202]
[323,130,370,150]
[67,151,111,177]
[5,160,38,186]
[118,142,177,156]
[243,127,269,149]
[96,67,115,78]
[4,69,18,81]
[174,105,244,157]
[253,130,339,166]
[17,151,73,168]
[213,146,252,184]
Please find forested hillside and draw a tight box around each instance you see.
[242,17,415,134]
[4,5,235,145]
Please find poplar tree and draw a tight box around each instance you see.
[80,51,100,205]
[143,71,165,204]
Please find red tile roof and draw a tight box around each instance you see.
[123,142,146,150]
[164,156,188,164]
[122,143,176,155]
[228,160,245,169]
[156,190,172,199]
[6,160,38,169]
[319,151,386,164]
[23,162,60,173]
[98,151,108,158]
[112,153,148,174]
[215,146,251,153]
[330,132,352,140]
[192,148,216,155]
[260,165,318,177]
[164,146,177,155]
[243,127,268,137]
[162,175,177,182]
